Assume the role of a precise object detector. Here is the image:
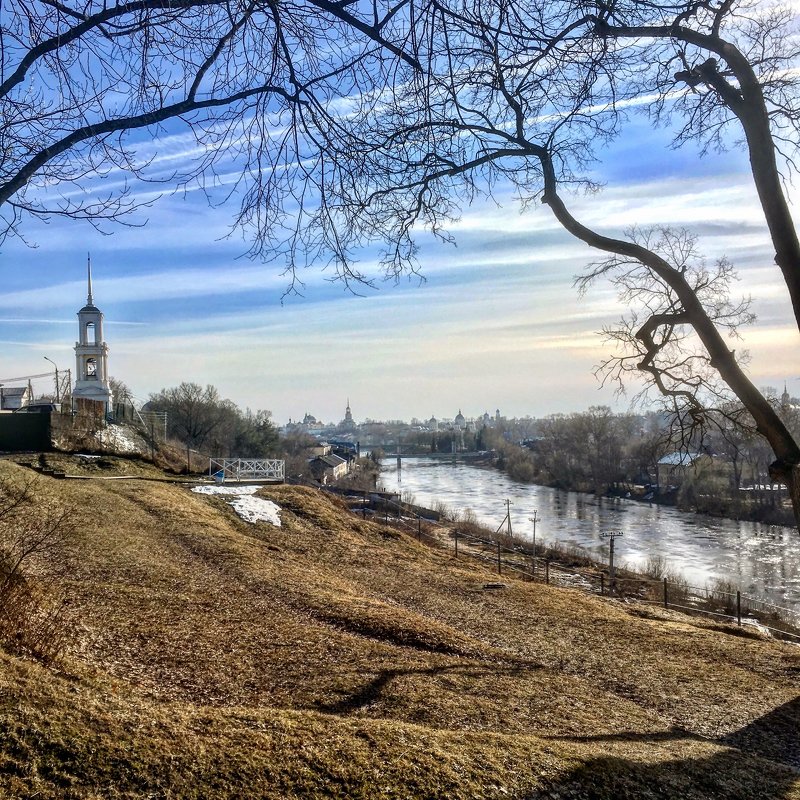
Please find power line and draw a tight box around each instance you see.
[0,372,53,383]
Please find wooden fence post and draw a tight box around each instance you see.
[663,577,668,609]
[418,516,422,541]
[497,541,501,574]
[545,559,550,585]
[600,574,604,596]
[737,591,742,626]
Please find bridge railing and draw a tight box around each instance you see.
[209,458,285,482]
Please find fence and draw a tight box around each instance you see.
[209,458,285,482]
[343,489,800,643]
[0,412,52,452]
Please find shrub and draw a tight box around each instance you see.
[0,472,77,664]
[643,554,668,580]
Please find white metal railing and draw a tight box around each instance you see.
[209,458,285,482]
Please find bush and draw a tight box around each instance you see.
[643,554,668,580]
[0,472,77,664]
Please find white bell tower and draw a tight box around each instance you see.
[73,256,113,413]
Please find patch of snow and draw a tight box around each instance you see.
[191,484,281,527]
[741,617,772,637]
[228,495,282,526]
[98,424,141,454]
[193,485,261,496]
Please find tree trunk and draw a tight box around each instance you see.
[770,460,800,526]
[537,146,800,532]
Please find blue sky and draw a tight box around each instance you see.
[1,111,798,425]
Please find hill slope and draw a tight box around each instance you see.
[1,458,799,799]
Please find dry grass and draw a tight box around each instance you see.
[0,460,799,798]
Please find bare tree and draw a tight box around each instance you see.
[146,382,277,456]
[147,382,230,451]
[291,0,800,525]
[4,1,800,522]
[0,0,418,269]
[0,471,77,663]
[588,0,800,329]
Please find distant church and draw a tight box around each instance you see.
[339,399,357,433]
[73,258,113,414]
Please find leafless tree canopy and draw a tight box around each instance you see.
[3,2,798,283]
[0,0,418,273]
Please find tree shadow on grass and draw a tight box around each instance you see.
[314,665,800,797]
[719,694,800,770]
[528,748,799,800]
[314,660,543,716]
[537,697,800,799]
[546,694,800,771]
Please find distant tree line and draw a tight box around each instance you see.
[482,398,800,525]
[485,408,664,494]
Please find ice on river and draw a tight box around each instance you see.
[381,456,800,612]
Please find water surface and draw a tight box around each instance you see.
[380,456,800,610]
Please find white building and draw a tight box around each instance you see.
[0,385,32,411]
[73,259,113,414]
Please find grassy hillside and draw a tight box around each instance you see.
[1,456,799,799]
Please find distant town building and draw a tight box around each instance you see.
[308,453,349,484]
[780,383,796,411]
[454,409,466,430]
[73,259,113,414]
[338,399,357,433]
[656,452,710,489]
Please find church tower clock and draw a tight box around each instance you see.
[73,258,113,413]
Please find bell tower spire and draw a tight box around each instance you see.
[87,253,94,306]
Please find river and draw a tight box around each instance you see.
[379,456,800,611]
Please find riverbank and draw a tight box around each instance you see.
[395,449,796,527]
[600,483,796,527]
[379,456,800,611]
[349,483,800,639]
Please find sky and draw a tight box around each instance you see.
[1,110,799,426]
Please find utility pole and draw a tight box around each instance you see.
[495,499,513,540]
[44,356,60,403]
[65,369,73,413]
[600,530,624,588]
[528,510,539,576]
